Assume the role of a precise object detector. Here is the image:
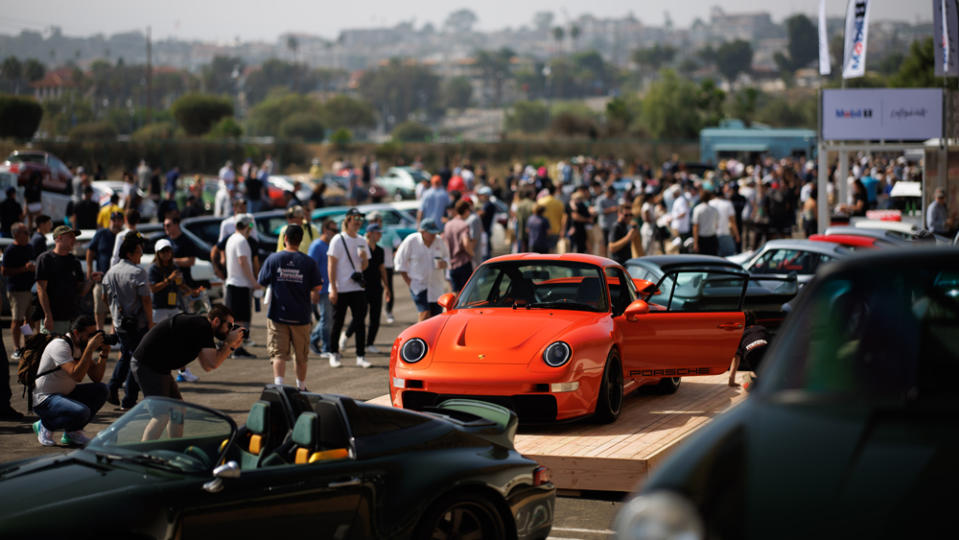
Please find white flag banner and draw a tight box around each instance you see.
[934,0,959,76]
[842,0,871,79]
[819,0,831,75]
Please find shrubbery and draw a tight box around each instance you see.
[0,94,43,140]
[171,93,234,136]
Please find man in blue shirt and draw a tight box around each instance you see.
[86,212,124,331]
[258,225,323,390]
[417,175,450,227]
[307,219,337,356]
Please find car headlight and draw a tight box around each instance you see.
[400,338,427,363]
[613,491,704,540]
[543,341,571,367]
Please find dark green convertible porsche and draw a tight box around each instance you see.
[614,247,959,539]
[0,386,554,539]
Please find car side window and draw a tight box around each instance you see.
[606,267,635,316]
[654,270,746,312]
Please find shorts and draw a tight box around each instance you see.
[266,319,310,365]
[7,290,33,321]
[132,357,182,400]
[93,283,109,317]
[225,285,251,322]
[411,288,442,316]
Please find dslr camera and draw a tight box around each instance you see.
[231,323,249,340]
[95,329,120,346]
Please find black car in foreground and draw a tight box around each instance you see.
[614,247,959,539]
[0,386,554,539]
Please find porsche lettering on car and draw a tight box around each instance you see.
[389,253,748,423]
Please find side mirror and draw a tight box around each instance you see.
[624,299,650,321]
[632,279,661,298]
[438,292,456,311]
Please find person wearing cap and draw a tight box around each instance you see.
[328,208,372,368]
[418,175,450,228]
[258,224,324,388]
[224,214,260,358]
[96,193,123,230]
[3,223,37,357]
[395,218,450,322]
[275,205,320,255]
[36,225,99,335]
[102,231,153,409]
[149,238,202,383]
[66,185,100,231]
[86,211,125,332]
[0,186,23,238]
[366,211,401,324]
[340,222,390,355]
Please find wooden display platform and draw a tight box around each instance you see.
[368,374,748,492]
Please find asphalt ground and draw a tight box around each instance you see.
[0,279,624,539]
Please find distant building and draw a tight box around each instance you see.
[31,67,78,101]
[700,119,817,165]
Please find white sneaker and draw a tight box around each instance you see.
[178,368,199,382]
[365,344,381,354]
[329,353,342,368]
[33,421,55,447]
[338,333,349,351]
[385,313,395,324]
[356,356,372,369]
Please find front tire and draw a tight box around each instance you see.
[594,351,624,423]
[413,492,508,540]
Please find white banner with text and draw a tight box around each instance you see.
[822,88,943,141]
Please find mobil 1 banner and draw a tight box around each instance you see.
[822,88,943,141]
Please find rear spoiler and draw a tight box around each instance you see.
[430,399,518,450]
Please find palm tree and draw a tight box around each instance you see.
[552,26,565,54]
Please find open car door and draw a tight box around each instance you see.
[628,267,747,379]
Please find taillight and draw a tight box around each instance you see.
[9,164,18,174]
[533,466,551,486]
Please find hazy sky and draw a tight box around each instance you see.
[0,0,932,43]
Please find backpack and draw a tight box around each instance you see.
[16,333,69,411]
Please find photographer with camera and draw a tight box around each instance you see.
[607,203,642,266]
[327,208,371,369]
[258,224,324,389]
[102,233,153,409]
[31,315,111,446]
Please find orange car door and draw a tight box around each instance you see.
[627,269,746,378]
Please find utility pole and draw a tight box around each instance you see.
[146,26,153,124]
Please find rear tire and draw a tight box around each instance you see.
[413,492,508,540]
[594,351,624,424]
[654,377,681,394]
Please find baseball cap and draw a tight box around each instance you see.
[52,225,76,239]
[154,238,174,252]
[477,186,492,196]
[419,218,441,234]
[345,207,363,219]
[236,214,254,227]
[366,223,382,233]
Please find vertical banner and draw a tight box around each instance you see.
[934,0,959,77]
[819,0,831,75]
[842,0,871,79]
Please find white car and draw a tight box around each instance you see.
[91,180,157,221]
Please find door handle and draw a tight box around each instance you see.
[718,322,743,330]
[328,477,362,488]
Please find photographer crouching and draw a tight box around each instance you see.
[131,304,243,440]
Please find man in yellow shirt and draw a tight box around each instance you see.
[275,205,321,254]
[537,185,565,253]
[96,193,122,229]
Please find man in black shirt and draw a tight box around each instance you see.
[163,216,200,288]
[132,304,243,439]
[30,215,52,258]
[66,186,100,230]
[607,204,639,266]
[2,223,35,354]
[36,225,98,334]
[0,187,23,238]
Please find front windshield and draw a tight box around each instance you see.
[88,398,235,473]
[455,260,608,312]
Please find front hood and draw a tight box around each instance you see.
[430,308,599,365]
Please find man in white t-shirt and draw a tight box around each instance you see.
[224,215,260,358]
[709,187,741,257]
[395,218,450,322]
[692,190,720,256]
[328,208,371,368]
[670,188,691,251]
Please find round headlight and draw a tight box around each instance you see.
[613,491,704,540]
[400,338,427,363]
[543,341,571,367]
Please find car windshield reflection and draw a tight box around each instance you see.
[455,261,608,312]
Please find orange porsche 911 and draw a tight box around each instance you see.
[389,253,748,423]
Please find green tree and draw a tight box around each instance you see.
[207,117,243,139]
[888,37,957,89]
[23,59,45,82]
[782,15,818,72]
[329,127,353,150]
[506,100,550,133]
[391,121,432,142]
[278,113,324,140]
[474,48,515,106]
[604,96,636,136]
[638,69,701,139]
[697,79,726,128]
[632,44,676,73]
[246,90,321,136]
[358,59,441,130]
[170,93,233,135]
[321,94,376,131]
[443,76,473,110]
[67,120,117,141]
[444,9,478,33]
[728,87,760,126]
[549,104,599,138]
[754,92,817,128]
[131,121,175,142]
[201,56,244,95]
[715,40,753,85]
[0,94,43,139]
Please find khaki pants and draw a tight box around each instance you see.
[266,319,310,366]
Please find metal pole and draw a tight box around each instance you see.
[818,141,830,234]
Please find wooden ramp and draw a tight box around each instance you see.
[367,374,748,493]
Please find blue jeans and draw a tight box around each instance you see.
[108,327,145,407]
[34,382,109,432]
[309,293,333,353]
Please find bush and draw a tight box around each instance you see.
[207,117,243,139]
[0,94,43,140]
[247,91,321,137]
[67,121,118,141]
[171,93,234,136]
[506,100,549,133]
[131,121,176,142]
[279,113,325,141]
[329,128,352,150]
[391,121,432,142]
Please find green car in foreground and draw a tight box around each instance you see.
[1,386,554,539]
[615,247,959,540]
